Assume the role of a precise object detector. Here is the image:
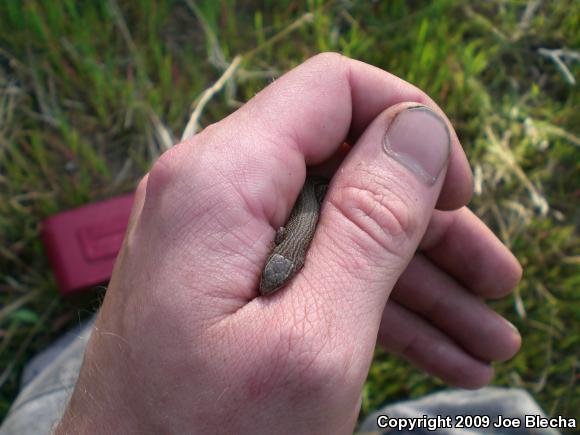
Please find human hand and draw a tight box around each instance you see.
[56,53,521,434]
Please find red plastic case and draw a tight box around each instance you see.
[41,193,135,295]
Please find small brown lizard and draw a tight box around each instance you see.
[259,176,328,295]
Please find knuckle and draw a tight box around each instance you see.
[135,173,149,196]
[308,51,350,72]
[196,120,222,139]
[146,127,218,199]
[329,175,418,258]
[146,147,182,197]
[312,51,344,63]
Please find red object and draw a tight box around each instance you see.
[41,193,135,295]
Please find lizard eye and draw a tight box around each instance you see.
[259,254,294,295]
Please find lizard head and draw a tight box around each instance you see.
[259,253,295,295]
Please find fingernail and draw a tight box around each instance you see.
[383,106,451,185]
[505,318,520,335]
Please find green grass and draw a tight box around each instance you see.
[1,0,578,425]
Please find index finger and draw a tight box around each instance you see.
[184,53,472,228]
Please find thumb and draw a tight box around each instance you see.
[299,102,455,337]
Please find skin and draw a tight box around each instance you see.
[55,53,522,435]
